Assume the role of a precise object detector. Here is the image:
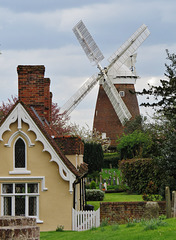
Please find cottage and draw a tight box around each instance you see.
[0,65,88,231]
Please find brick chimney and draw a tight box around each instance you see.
[17,65,52,123]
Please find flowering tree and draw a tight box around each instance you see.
[0,96,72,135]
[50,102,73,135]
[0,95,18,121]
[70,123,111,152]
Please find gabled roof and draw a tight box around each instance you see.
[0,101,88,191]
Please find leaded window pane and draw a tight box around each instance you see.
[28,184,38,193]
[29,197,37,216]
[15,196,25,216]
[2,184,13,194]
[4,197,11,215]
[15,184,25,194]
[15,138,25,168]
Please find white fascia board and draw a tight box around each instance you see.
[0,103,76,193]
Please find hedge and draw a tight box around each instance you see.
[103,152,119,168]
[86,189,105,201]
[119,158,162,194]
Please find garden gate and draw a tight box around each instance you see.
[72,208,100,231]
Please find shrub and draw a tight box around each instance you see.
[86,189,105,201]
[84,142,104,174]
[56,225,64,232]
[103,152,119,168]
[119,158,162,194]
[117,130,153,159]
[142,181,163,201]
[90,181,96,189]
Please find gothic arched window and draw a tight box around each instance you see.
[15,138,26,168]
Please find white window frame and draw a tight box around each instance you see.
[119,91,125,97]
[1,182,43,223]
[9,137,31,175]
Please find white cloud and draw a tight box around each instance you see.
[0,0,176,129]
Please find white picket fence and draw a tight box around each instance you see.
[72,208,100,231]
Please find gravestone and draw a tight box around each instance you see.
[143,202,160,219]
[100,175,102,184]
[117,177,120,185]
[113,177,116,185]
[104,182,107,191]
[96,178,98,184]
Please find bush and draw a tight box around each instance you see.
[86,189,105,201]
[56,225,64,232]
[90,181,96,189]
[117,130,153,159]
[103,152,119,168]
[84,142,104,174]
[142,181,163,201]
[119,158,161,194]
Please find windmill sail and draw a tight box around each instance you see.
[107,24,150,73]
[61,21,150,126]
[73,20,104,65]
[102,76,132,125]
[61,74,101,115]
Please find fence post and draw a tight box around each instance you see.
[165,186,171,218]
[172,191,176,218]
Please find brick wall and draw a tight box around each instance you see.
[18,65,52,123]
[100,201,166,224]
[93,84,140,147]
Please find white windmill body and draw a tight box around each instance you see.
[61,20,150,147]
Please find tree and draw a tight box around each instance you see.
[138,50,176,196]
[124,115,147,135]
[117,130,153,160]
[50,102,72,135]
[139,50,176,121]
[83,142,104,174]
[70,123,111,152]
[0,96,72,135]
[0,95,18,121]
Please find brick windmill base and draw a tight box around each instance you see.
[93,83,140,148]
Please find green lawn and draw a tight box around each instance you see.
[100,168,121,180]
[87,192,143,210]
[40,218,176,240]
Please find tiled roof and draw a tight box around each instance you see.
[54,136,84,155]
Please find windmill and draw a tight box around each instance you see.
[61,20,150,147]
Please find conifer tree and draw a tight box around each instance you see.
[139,50,176,122]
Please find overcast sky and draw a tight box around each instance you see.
[0,0,175,128]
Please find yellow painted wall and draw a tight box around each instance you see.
[0,121,76,231]
[66,154,83,169]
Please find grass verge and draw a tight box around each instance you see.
[87,192,143,210]
[40,218,176,240]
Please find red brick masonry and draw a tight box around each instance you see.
[100,201,166,224]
